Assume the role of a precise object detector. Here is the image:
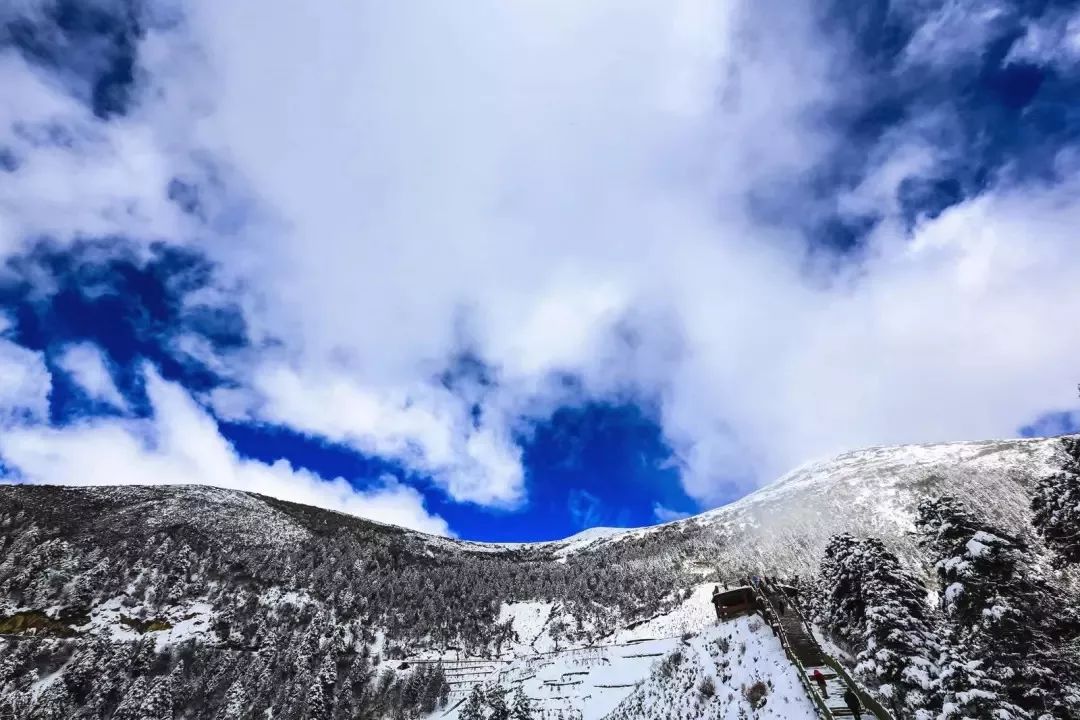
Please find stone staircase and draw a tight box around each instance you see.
[750,579,893,720]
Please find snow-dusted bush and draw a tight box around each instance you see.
[742,679,768,709]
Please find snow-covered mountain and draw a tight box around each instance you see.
[1,434,1078,719]
[552,434,1071,575]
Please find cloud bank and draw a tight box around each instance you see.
[0,0,1078,530]
[0,364,450,535]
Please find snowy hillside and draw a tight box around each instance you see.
[549,435,1071,577]
[429,584,817,720]
[440,616,816,720]
[1,433,1078,718]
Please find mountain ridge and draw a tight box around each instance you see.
[2,432,1078,719]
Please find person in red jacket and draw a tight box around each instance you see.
[811,669,828,698]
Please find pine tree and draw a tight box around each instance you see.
[511,686,534,720]
[918,496,1080,718]
[63,641,103,700]
[217,678,246,720]
[139,671,175,720]
[459,685,486,720]
[84,644,130,719]
[166,660,187,715]
[487,686,510,720]
[1031,437,1080,565]
[307,655,337,720]
[128,635,157,676]
[815,533,940,717]
[28,681,73,720]
[112,676,148,720]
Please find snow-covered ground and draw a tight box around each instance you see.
[498,601,556,654]
[605,619,818,720]
[435,584,817,720]
[435,615,816,720]
[76,596,216,649]
[604,583,717,645]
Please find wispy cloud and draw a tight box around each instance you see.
[652,503,692,523]
[55,342,128,411]
[568,488,604,530]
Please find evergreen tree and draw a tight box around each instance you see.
[918,496,1080,718]
[139,671,175,720]
[1031,437,1080,565]
[217,678,247,720]
[307,655,336,720]
[84,645,130,719]
[112,676,148,720]
[815,533,940,717]
[487,686,510,720]
[63,641,103,701]
[28,681,73,720]
[165,661,187,716]
[460,685,487,720]
[511,686,534,720]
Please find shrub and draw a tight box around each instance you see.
[743,680,768,709]
[657,650,684,678]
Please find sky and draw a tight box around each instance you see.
[0,0,1079,541]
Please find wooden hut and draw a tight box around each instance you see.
[711,586,757,620]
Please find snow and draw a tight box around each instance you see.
[497,601,556,655]
[437,587,818,720]
[550,527,633,556]
[605,583,716,644]
[436,616,817,720]
[944,582,966,604]
[966,531,1001,558]
[261,587,317,609]
[75,595,215,648]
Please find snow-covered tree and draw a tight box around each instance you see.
[139,671,175,720]
[487,686,510,720]
[215,677,246,720]
[1031,437,1080,565]
[112,676,148,720]
[460,685,487,720]
[918,496,1080,718]
[511,686,535,720]
[306,654,337,720]
[815,533,940,717]
[63,641,103,700]
[28,681,73,720]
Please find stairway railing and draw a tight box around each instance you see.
[767,581,895,720]
[750,581,834,720]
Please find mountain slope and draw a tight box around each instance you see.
[568,435,1071,578]
[1,433,1077,719]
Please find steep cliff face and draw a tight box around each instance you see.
[0,434,1077,719]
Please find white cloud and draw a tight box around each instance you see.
[55,342,128,410]
[0,367,451,536]
[0,0,1079,519]
[0,338,51,426]
[652,503,692,523]
[1005,8,1080,69]
[900,0,1012,70]
[214,365,524,507]
[0,50,188,259]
